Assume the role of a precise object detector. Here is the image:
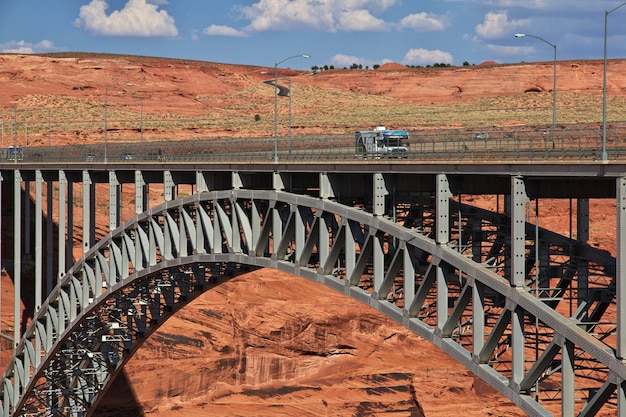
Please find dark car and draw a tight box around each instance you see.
[145,148,165,161]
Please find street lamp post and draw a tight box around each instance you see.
[104,86,113,163]
[273,54,310,163]
[134,94,144,144]
[515,33,557,135]
[287,78,292,153]
[602,2,626,161]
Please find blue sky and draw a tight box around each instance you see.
[1,1,626,69]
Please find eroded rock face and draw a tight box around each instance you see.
[94,270,524,417]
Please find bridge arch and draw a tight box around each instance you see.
[1,189,623,417]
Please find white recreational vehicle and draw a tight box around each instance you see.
[355,126,409,158]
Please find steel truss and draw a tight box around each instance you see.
[0,186,624,416]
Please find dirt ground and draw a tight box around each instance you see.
[0,53,622,416]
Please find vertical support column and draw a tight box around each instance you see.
[109,170,120,231]
[470,217,482,262]
[82,170,95,253]
[436,174,452,245]
[195,200,207,256]
[344,218,356,280]
[232,172,243,190]
[164,170,175,202]
[561,338,575,417]
[577,198,590,303]
[618,382,626,417]
[24,179,31,258]
[66,179,74,269]
[47,180,53,295]
[35,170,43,311]
[212,197,222,254]
[373,173,388,216]
[272,202,283,257]
[319,172,335,200]
[614,179,625,417]
[539,240,551,291]
[403,244,416,319]
[472,280,485,359]
[373,230,384,291]
[510,176,528,392]
[178,205,189,257]
[511,176,529,288]
[295,206,306,263]
[251,200,261,256]
[436,261,448,331]
[58,171,67,284]
[503,193,512,288]
[230,198,241,254]
[319,213,330,271]
[13,170,22,347]
[196,171,210,193]
[273,172,285,191]
[617,177,626,361]
[434,174,453,333]
[511,305,525,389]
[135,170,146,215]
[577,198,590,242]
[271,172,285,257]
[134,170,147,271]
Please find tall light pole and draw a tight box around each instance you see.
[104,86,113,163]
[602,2,626,161]
[47,109,51,147]
[287,77,292,153]
[274,54,310,163]
[515,33,557,135]
[133,94,144,144]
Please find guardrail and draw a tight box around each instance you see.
[2,123,625,163]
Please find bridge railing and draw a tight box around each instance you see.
[3,122,626,163]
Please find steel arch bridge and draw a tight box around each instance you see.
[0,173,624,417]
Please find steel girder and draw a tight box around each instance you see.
[0,189,624,417]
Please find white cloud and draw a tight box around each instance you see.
[403,48,454,66]
[205,1,448,37]
[236,0,398,32]
[475,11,528,39]
[75,0,178,37]
[336,9,388,32]
[330,54,368,67]
[486,44,534,56]
[328,53,391,68]
[399,12,448,32]
[483,0,547,7]
[203,25,248,37]
[0,39,56,54]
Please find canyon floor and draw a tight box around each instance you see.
[0,53,623,416]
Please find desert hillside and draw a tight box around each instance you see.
[0,53,621,416]
[2,54,626,145]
